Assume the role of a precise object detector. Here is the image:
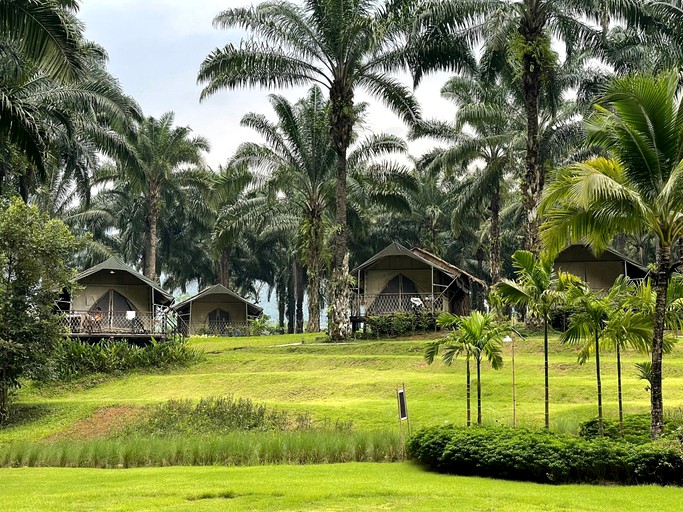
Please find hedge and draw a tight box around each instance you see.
[407,425,683,485]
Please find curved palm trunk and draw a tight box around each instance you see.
[651,243,671,439]
[489,182,501,284]
[617,342,623,431]
[328,81,353,340]
[520,12,546,254]
[144,185,160,281]
[466,358,471,427]
[595,330,603,436]
[543,314,550,429]
[476,356,482,426]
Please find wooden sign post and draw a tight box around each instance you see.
[397,383,410,457]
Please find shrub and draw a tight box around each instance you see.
[366,311,436,337]
[579,414,683,445]
[38,337,201,382]
[407,425,683,485]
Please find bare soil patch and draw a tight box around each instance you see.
[45,404,144,442]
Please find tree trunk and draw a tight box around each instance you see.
[544,314,550,429]
[476,357,482,426]
[651,242,671,439]
[295,261,304,334]
[306,212,323,333]
[466,358,471,427]
[287,263,295,334]
[617,342,623,431]
[277,281,286,334]
[489,182,502,284]
[328,79,354,340]
[595,330,603,436]
[218,247,231,287]
[520,14,546,254]
[144,184,159,281]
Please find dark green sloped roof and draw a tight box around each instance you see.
[76,256,174,304]
[172,284,263,316]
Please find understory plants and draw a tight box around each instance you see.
[36,338,201,382]
[407,424,683,485]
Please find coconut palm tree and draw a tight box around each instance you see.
[540,71,683,438]
[426,311,506,426]
[495,250,580,428]
[197,0,427,339]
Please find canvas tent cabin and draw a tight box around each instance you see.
[172,284,263,336]
[554,244,648,290]
[350,242,486,330]
[58,257,174,340]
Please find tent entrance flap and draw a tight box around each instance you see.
[90,289,137,313]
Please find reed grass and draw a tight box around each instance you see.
[0,430,401,468]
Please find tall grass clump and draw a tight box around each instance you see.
[37,338,201,382]
[0,430,402,468]
[128,396,307,436]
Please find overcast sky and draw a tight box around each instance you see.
[79,0,455,169]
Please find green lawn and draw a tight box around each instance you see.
[4,331,683,444]
[3,462,682,511]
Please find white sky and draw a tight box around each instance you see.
[79,0,454,169]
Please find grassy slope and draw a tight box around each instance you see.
[3,463,682,512]
[4,331,683,444]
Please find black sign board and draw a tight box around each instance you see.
[397,388,408,420]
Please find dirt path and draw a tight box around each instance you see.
[44,404,144,442]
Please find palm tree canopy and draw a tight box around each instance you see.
[197,0,422,126]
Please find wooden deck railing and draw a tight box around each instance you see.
[180,321,250,337]
[60,310,172,336]
[351,294,444,316]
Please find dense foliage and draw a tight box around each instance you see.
[407,425,683,485]
[0,198,79,420]
[39,338,201,382]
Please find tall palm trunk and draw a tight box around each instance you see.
[466,358,471,427]
[287,264,295,334]
[306,213,322,333]
[595,329,603,436]
[520,12,546,254]
[651,243,671,438]
[489,182,501,283]
[476,356,482,425]
[144,184,159,281]
[328,80,353,340]
[218,247,231,287]
[295,261,304,334]
[617,342,624,431]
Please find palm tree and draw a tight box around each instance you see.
[113,113,210,281]
[540,71,683,438]
[412,0,644,251]
[561,280,650,434]
[197,0,424,339]
[412,73,523,283]
[1,0,87,171]
[426,311,506,426]
[496,250,579,428]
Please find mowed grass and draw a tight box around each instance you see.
[5,331,683,444]
[3,463,683,512]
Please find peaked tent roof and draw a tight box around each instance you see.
[555,244,649,275]
[172,284,263,315]
[76,256,174,303]
[352,242,486,288]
